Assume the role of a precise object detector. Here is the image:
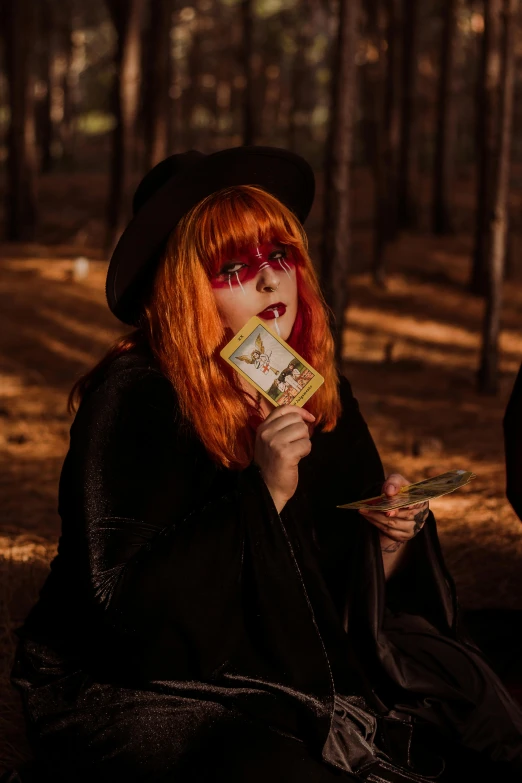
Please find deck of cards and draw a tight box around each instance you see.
[338,470,477,512]
[220,316,324,407]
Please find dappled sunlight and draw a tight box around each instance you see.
[0,374,26,398]
[345,270,522,375]
[0,258,114,323]
[0,536,55,565]
[348,304,480,350]
[39,306,117,344]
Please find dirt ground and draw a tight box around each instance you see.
[1,170,522,772]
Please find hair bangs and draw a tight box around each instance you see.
[189,186,307,276]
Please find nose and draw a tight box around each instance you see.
[256,264,279,293]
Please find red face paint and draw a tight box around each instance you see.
[210,242,295,289]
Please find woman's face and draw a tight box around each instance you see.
[210,241,298,340]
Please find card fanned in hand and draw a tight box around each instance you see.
[338,470,477,511]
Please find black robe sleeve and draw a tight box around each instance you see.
[64,366,259,640]
[504,362,522,521]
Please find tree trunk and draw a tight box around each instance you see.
[183,13,202,150]
[470,0,502,294]
[287,27,308,152]
[59,6,74,163]
[37,0,54,173]
[144,0,172,169]
[288,0,323,152]
[214,3,233,150]
[321,0,359,360]
[369,0,389,286]
[3,0,38,240]
[287,0,317,153]
[397,0,418,230]
[383,0,402,242]
[478,0,518,394]
[432,0,458,234]
[106,0,146,249]
[240,0,256,145]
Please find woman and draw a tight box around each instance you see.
[10,147,522,782]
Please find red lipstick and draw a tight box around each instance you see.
[257,302,286,320]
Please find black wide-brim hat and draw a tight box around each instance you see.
[106,145,315,325]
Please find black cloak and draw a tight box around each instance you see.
[11,344,522,782]
[504,361,522,521]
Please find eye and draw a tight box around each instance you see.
[268,247,287,261]
[217,262,248,280]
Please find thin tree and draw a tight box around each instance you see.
[214,4,234,150]
[106,0,146,249]
[58,4,74,163]
[478,0,518,393]
[183,11,202,151]
[368,0,390,286]
[143,0,172,169]
[2,0,38,240]
[240,0,256,145]
[470,0,502,294]
[287,15,309,152]
[321,0,360,359]
[371,0,401,285]
[383,0,402,242]
[397,0,419,230]
[37,0,54,173]
[432,0,458,234]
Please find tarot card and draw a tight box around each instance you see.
[220,316,324,407]
[338,470,477,511]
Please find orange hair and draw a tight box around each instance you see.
[71,186,341,469]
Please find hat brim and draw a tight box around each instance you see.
[106,146,315,325]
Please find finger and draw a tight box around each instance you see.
[359,509,392,525]
[386,512,429,537]
[360,512,414,536]
[399,501,428,513]
[360,508,405,525]
[259,411,311,438]
[395,504,430,522]
[269,421,311,446]
[260,418,310,446]
[379,507,415,519]
[392,509,418,521]
[264,404,315,425]
[382,473,409,497]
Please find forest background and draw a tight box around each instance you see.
[1,0,522,773]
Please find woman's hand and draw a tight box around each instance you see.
[359,473,429,554]
[254,405,315,513]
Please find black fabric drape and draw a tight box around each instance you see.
[11,345,522,781]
